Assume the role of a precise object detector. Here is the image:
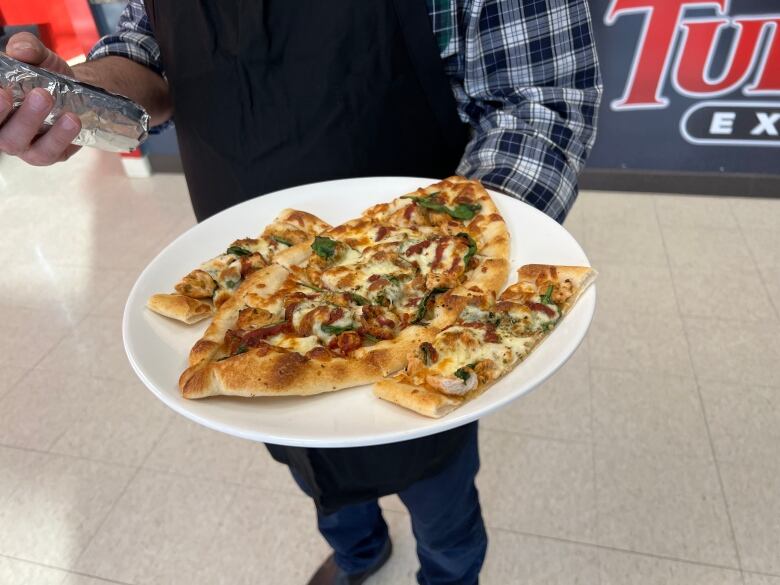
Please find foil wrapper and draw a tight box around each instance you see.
[0,53,150,152]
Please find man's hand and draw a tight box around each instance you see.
[0,32,82,165]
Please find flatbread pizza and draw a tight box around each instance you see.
[143,176,594,419]
[177,177,511,398]
[374,264,596,417]
[147,209,331,324]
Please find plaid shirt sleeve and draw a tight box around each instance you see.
[87,0,162,75]
[450,0,602,223]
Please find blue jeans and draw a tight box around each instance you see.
[292,424,487,585]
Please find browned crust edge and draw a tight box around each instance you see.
[180,350,386,399]
[146,294,213,324]
[373,379,461,418]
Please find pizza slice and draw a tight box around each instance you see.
[177,262,463,398]
[146,209,331,324]
[292,177,510,324]
[373,264,597,418]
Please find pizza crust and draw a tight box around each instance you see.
[180,350,386,398]
[374,365,510,418]
[510,264,597,315]
[273,208,332,235]
[146,294,213,324]
[373,379,461,418]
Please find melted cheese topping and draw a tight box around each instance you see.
[320,243,413,304]
[200,255,242,293]
[459,305,494,323]
[289,300,359,344]
[276,336,320,353]
[429,327,513,374]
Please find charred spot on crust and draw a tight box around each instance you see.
[191,339,218,357]
[284,211,309,226]
[266,352,308,388]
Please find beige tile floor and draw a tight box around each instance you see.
[0,149,778,585]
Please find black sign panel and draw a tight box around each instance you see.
[587,0,780,175]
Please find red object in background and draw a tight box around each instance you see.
[0,0,99,61]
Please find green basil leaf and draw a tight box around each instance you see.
[401,192,446,212]
[349,292,370,306]
[226,246,251,257]
[218,346,248,361]
[225,279,239,289]
[539,284,554,305]
[412,286,450,324]
[449,203,482,220]
[456,232,478,266]
[375,292,390,307]
[321,323,355,335]
[400,193,481,221]
[454,362,479,381]
[271,235,293,246]
[417,200,447,213]
[311,236,338,260]
[299,281,325,292]
[454,367,471,382]
[362,333,381,345]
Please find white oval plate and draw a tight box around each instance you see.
[123,177,595,447]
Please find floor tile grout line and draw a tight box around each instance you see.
[0,442,138,470]
[489,524,755,575]
[571,193,599,584]
[70,464,144,571]
[478,426,592,446]
[727,200,780,322]
[0,552,135,585]
[85,269,137,320]
[0,437,307,500]
[654,196,746,576]
[58,570,136,585]
[593,356,780,390]
[587,355,603,585]
[588,363,780,390]
[70,406,176,570]
[24,307,93,373]
[196,482,245,564]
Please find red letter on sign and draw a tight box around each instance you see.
[675,18,768,96]
[745,18,780,95]
[606,0,726,109]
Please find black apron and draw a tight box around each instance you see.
[147,0,473,514]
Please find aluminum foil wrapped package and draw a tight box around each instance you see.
[0,53,150,152]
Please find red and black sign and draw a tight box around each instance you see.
[588,0,779,178]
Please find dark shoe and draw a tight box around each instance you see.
[306,539,392,585]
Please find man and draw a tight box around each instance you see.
[0,1,601,583]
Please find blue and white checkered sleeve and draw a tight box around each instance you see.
[87,0,163,76]
[455,0,602,223]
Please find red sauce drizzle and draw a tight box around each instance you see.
[375,226,389,242]
[526,302,556,318]
[431,240,447,269]
[405,239,433,256]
